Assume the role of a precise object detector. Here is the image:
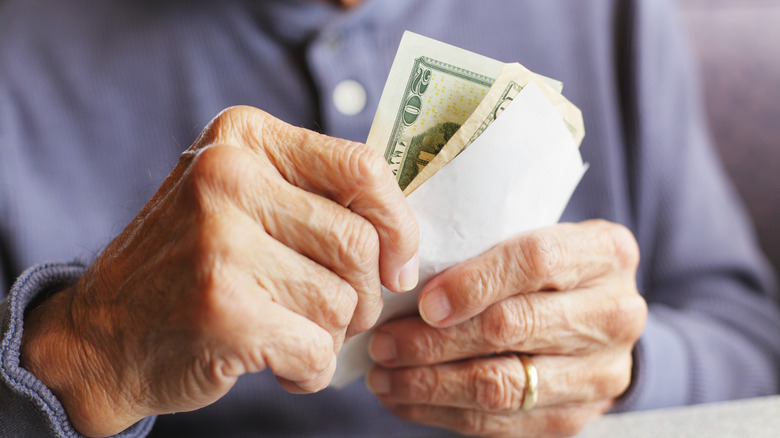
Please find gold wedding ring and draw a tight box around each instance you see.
[520,355,538,410]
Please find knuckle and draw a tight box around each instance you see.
[480,299,535,351]
[519,232,564,286]
[587,354,633,401]
[603,294,647,344]
[299,331,335,378]
[330,140,420,262]
[184,219,251,333]
[326,217,380,333]
[472,360,524,411]
[214,105,264,134]
[347,296,381,336]
[324,283,358,331]
[212,105,246,128]
[347,303,381,337]
[309,347,334,379]
[459,264,500,310]
[339,141,388,188]
[241,346,269,376]
[407,330,443,364]
[403,367,439,403]
[197,106,257,147]
[604,222,640,270]
[184,146,247,209]
[188,145,226,186]
[339,217,380,272]
[301,279,356,333]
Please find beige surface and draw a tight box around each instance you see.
[578,396,780,437]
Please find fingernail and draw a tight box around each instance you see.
[420,288,451,324]
[397,253,419,292]
[366,368,391,395]
[369,331,397,363]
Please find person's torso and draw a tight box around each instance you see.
[0,0,631,435]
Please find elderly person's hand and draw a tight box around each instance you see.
[366,220,646,437]
[19,106,419,437]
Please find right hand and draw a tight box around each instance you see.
[19,106,420,437]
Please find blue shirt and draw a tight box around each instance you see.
[2,0,779,436]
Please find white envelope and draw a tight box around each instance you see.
[331,82,588,388]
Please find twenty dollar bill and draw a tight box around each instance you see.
[366,31,583,193]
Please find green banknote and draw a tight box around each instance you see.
[366,32,503,190]
[386,58,496,190]
[366,31,578,192]
[403,63,583,194]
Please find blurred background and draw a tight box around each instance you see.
[679,0,780,278]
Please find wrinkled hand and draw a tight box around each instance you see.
[20,106,419,437]
[366,220,646,437]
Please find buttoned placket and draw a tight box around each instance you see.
[306,24,389,143]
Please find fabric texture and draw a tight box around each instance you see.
[0,263,156,437]
[1,0,779,436]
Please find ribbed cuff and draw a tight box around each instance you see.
[0,262,156,438]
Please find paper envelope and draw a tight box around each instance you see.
[331,82,588,388]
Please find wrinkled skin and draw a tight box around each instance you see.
[20,106,420,437]
[367,220,648,437]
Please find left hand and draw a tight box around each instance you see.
[365,220,647,437]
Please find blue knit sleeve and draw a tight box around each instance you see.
[0,262,156,437]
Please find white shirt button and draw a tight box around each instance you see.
[333,79,367,116]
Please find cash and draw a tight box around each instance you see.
[366,32,584,193]
[334,33,588,388]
